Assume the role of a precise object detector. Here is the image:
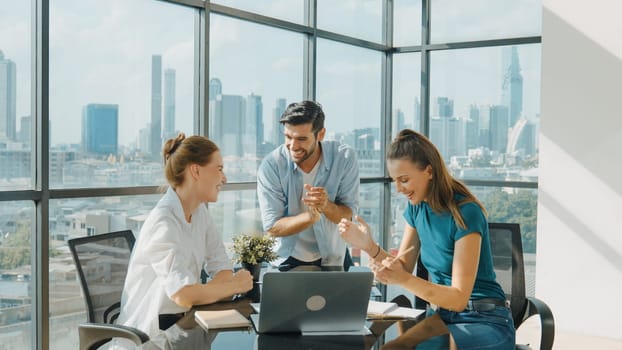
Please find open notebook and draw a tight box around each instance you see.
[367,300,425,319]
[194,309,251,331]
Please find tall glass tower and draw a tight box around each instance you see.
[82,103,118,155]
[0,50,17,141]
[150,55,162,159]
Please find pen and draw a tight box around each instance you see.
[376,245,415,272]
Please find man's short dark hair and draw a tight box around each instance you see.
[279,100,325,135]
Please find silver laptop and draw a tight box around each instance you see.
[250,271,373,334]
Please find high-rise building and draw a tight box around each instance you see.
[245,93,263,153]
[209,78,222,101]
[392,108,405,137]
[501,46,524,127]
[412,97,421,131]
[430,117,465,160]
[211,94,245,156]
[163,68,176,141]
[82,104,118,155]
[19,115,31,145]
[433,96,454,118]
[150,55,162,159]
[489,105,509,153]
[0,50,17,141]
[271,98,287,145]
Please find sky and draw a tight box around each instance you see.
[0,0,542,146]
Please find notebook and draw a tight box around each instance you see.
[250,271,373,334]
[194,309,251,331]
[367,300,425,319]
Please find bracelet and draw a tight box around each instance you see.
[371,243,381,259]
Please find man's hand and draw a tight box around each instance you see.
[302,184,329,212]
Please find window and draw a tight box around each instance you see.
[0,1,32,191]
[208,14,303,182]
[0,201,33,348]
[49,0,196,189]
[316,39,383,178]
[317,0,383,43]
[430,0,541,43]
[392,52,422,135]
[212,0,305,25]
[429,44,541,182]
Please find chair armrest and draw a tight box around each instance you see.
[523,297,555,350]
[79,323,149,350]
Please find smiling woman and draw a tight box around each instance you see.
[115,133,253,338]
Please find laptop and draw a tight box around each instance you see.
[250,271,373,334]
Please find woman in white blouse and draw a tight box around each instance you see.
[117,133,253,338]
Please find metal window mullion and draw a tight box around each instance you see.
[33,0,50,349]
[378,0,394,303]
[303,0,316,100]
[197,4,208,136]
[420,0,431,136]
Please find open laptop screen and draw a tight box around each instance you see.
[252,271,373,334]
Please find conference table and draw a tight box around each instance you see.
[138,297,452,350]
[137,266,449,349]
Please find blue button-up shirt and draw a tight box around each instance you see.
[257,140,359,266]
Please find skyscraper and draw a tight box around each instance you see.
[209,78,222,101]
[211,94,245,156]
[150,55,162,159]
[489,105,509,153]
[82,104,118,155]
[0,50,17,141]
[434,97,454,118]
[271,98,287,145]
[245,93,263,153]
[392,108,405,137]
[19,115,30,145]
[501,46,524,128]
[163,68,176,141]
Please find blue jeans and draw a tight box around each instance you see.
[426,306,515,350]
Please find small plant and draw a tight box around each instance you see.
[231,233,278,265]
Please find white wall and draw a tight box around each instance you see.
[538,0,622,339]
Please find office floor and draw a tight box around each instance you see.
[517,316,622,349]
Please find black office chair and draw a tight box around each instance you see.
[68,230,149,350]
[411,222,555,350]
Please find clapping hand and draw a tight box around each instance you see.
[302,184,329,212]
[338,215,374,251]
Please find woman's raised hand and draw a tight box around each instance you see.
[338,215,374,251]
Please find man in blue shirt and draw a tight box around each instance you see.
[257,100,359,270]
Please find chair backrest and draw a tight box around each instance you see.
[488,222,527,326]
[414,222,528,326]
[68,230,135,324]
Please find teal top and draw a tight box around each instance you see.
[403,196,506,301]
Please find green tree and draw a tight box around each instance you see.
[483,189,538,253]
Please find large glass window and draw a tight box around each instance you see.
[0,1,32,191]
[48,194,160,350]
[49,0,196,189]
[393,0,422,46]
[208,14,303,182]
[431,0,542,43]
[429,44,541,182]
[316,39,383,178]
[0,201,33,349]
[211,0,305,25]
[392,53,422,135]
[317,0,383,43]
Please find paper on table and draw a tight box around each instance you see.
[194,309,251,331]
[367,300,425,320]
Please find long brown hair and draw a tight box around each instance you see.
[387,129,486,229]
[162,133,219,189]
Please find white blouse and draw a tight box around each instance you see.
[117,187,233,337]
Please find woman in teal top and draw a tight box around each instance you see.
[339,129,515,349]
